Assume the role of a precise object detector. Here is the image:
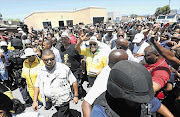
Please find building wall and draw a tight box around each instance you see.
[74,8,90,25]
[24,12,74,29]
[89,8,106,24]
[24,7,106,30]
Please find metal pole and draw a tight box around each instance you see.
[169,0,171,6]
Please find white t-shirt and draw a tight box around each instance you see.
[84,65,111,105]
[50,46,62,63]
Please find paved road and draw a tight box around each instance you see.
[12,81,90,117]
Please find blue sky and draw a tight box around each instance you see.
[0,0,179,21]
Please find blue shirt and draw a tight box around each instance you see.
[91,97,161,116]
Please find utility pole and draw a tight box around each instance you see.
[169,0,171,6]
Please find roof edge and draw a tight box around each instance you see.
[24,6,106,19]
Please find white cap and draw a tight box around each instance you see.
[132,33,144,43]
[106,27,113,32]
[17,28,22,31]
[21,48,38,58]
[61,32,70,39]
[0,41,8,46]
[25,39,31,44]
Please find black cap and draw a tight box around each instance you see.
[107,60,154,103]
[128,29,138,37]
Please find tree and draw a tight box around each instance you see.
[130,14,138,18]
[154,5,170,17]
[7,18,20,22]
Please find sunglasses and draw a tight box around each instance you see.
[118,35,124,37]
[89,43,97,46]
[172,37,178,40]
[27,55,35,58]
[43,58,55,62]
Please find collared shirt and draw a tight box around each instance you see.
[50,46,62,63]
[84,65,111,105]
[80,47,107,76]
[35,62,76,106]
[144,58,171,88]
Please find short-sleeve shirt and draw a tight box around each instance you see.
[59,44,81,73]
[144,58,171,88]
[35,62,76,106]
[80,47,107,76]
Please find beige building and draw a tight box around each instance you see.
[24,7,106,30]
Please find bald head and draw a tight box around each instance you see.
[116,38,129,50]
[42,49,54,57]
[108,49,128,68]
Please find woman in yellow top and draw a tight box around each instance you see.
[21,48,44,102]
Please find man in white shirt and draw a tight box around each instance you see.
[132,33,149,63]
[82,49,128,117]
[33,49,78,117]
[43,39,62,63]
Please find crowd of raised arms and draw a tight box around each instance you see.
[0,21,180,117]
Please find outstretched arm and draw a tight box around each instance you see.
[75,29,87,54]
[157,104,174,117]
[150,36,180,70]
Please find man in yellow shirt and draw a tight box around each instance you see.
[21,48,44,104]
[75,32,107,87]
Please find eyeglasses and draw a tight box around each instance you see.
[89,43,97,46]
[43,58,55,62]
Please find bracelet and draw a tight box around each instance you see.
[74,95,78,97]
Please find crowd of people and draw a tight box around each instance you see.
[0,20,180,117]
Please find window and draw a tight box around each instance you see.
[42,22,52,29]
[167,15,175,19]
[59,21,64,27]
[66,20,73,26]
[158,16,166,19]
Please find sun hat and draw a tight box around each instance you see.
[132,33,144,43]
[0,41,8,46]
[21,48,38,58]
[107,60,154,103]
[87,36,100,46]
